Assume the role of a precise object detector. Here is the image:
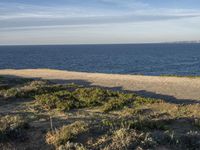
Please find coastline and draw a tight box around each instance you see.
[0,69,200,103]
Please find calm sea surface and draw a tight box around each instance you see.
[0,43,200,76]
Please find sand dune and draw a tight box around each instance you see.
[0,69,200,103]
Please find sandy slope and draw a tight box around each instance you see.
[0,69,200,103]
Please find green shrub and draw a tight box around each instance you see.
[36,90,81,111]
[16,81,66,98]
[0,80,80,99]
[0,88,19,98]
[134,96,163,107]
[73,88,116,107]
[0,80,47,98]
[36,87,136,112]
[101,93,134,112]
[102,97,130,112]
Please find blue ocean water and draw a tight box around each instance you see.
[0,43,200,76]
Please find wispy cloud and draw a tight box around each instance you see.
[0,0,200,44]
[0,1,199,30]
[1,13,199,31]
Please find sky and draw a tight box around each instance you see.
[0,0,200,45]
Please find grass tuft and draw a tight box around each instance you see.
[46,121,88,147]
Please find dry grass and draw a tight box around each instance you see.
[0,76,200,149]
[46,121,88,148]
[0,115,29,142]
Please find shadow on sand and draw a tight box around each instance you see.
[0,74,200,105]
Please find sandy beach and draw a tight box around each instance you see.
[0,69,199,103]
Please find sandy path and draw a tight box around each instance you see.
[0,69,200,103]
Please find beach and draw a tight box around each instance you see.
[0,69,199,103]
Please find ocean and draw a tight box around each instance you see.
[0,43,200,76]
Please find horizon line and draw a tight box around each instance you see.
[0,40,200,46]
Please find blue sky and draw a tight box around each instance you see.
[0,0,200,45]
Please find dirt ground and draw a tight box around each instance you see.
[0,69,200,104]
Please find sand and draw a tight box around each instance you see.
[0,69,200,103]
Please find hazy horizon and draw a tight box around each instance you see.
[1,0,200,45]
[1,41,200,46]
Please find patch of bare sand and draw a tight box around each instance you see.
[0,69,200,103]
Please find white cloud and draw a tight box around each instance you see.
[1,1,199,20]
[0,0,200,44]
[97,0,149,8]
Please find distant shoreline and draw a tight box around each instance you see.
[0,69,200,103]
[0,41,200,47]
[0,68,200,78]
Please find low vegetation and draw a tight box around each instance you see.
[35,87,137,112]
[46,121,88,148]
[0,76,200,149]
[0,115,29,142]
